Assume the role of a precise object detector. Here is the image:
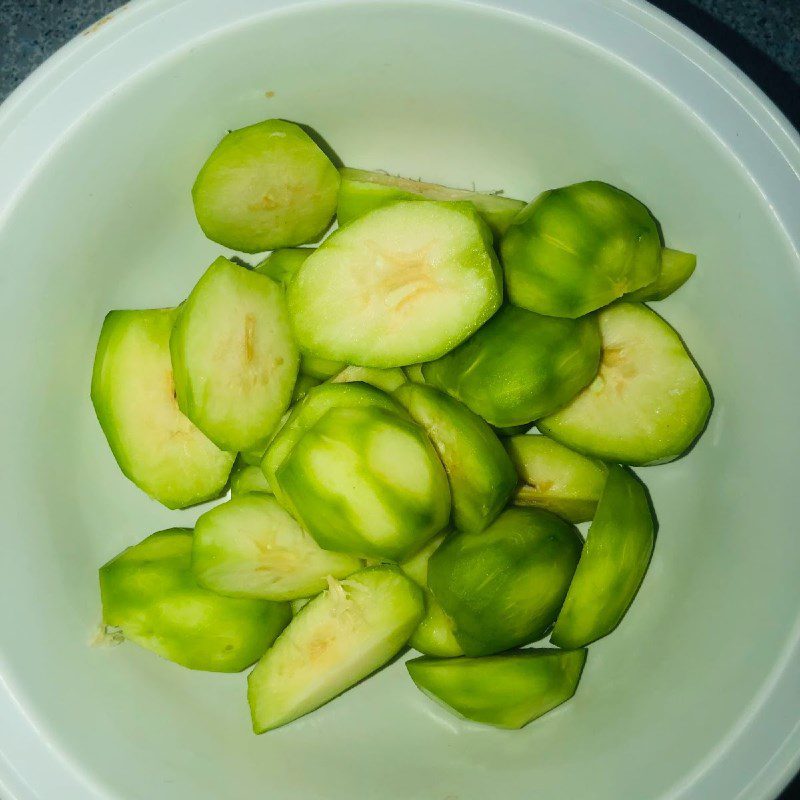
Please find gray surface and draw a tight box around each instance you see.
[0,0,798,798]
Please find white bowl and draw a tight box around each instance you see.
[1,1,799,798]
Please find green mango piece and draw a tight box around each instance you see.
[336,167,525,238]
[394,383,516,533]
[494,423,531,437]
[625,247,697,302]
[290,597,311,615]
[505,435,608,523]
[501,181,662,318]
[248,566,424,732]
[276,404,451,560]
[401,533,463,657]
[403,364,426,384]
[552,465,655,648]
[263,382,404,509]
[100,529,289,672]
[91,308,234,509]
[230,457,272,495]
[330,365,407,392]
[192,119,339,253]
[254,248,314,287]
[407,648,587,729]
[291,373,322,404]
[422,304,601,428]
[193,494,361,601]
[300,353,346,380]
[538,303,712,464]
[428,508,583,656]
[239,447,267,467]
[170,257,299,453]
[287,200,502,367]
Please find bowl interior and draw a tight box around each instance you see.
[1,2,799,799]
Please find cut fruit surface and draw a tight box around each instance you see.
[428,508,583,656]
[538,303,712,464]
[91,308,234,509]
[287,200,502,367]
[193,494,360,601]
[552,465,655,649]
[290,373,321,404]
[170,257,299,453]
[230,458,273,496]
[247,566,424,732]
[336,167,525,238]
[276,404,451,560]
[330,365,407,393]
[422,304,602,427]
[300,353,345,380]
[401,534,463,658]
[100,528,289,672]
[407,648,586,729]
[625,247,697,302]
[263,382,404,508]
[505,434,608,523]
[501,181,662,317]
[254,248,314,287]
[192,119,339,252]
[394,383,516,533]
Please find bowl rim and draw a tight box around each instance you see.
[0,1,798,799]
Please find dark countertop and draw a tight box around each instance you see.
[0,1,798,798]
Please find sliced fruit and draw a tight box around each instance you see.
[538,302,712,464]
[495,423,531,437]
[276,404,451,560]
[255,248,314,287]
[291,373,321,404]
[552,465,655,648]
[407,648,587,729]
[100,528,289,672]
[428,508,582,656]
[193,494,361,601]
[263,382,403,507]
[401,534,463,657]
[240,447,268,468]
[300,353,346,380]
[91,308,234,509]
[192,119,339,252]
[330,365,407,393]
[403,364,426,384]
[505,435,608,523]
[230,457,273,496]
[170,257,299,453]
[422,304,601,427]
[336,167,525,238]
[247,566,424,732]
[287,200,502,367]
[290,597,311,615]
[501,181,662,318]
[625,247,697,302]
[394,383,516,533]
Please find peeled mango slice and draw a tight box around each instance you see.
[501,181,662,318]
[394,383,516,534]
[401,533,463,658]
[538,302,712,464]
[287,200,502,367]
[336,167,525,238]
[291,373,321,404]
[552,465,655,648]
[255,248,314,287]
[330,365,407,393]
[275,404,451,560]
[193,494,361,601]
[428,507,583,656]
[91,308,234,509]
[229,458,272,496]
[300,353,346,380]
[192,119,339,252]
[263,382,404,508]
[100,528,289,672]
[403,364,426,384]
[247,566,424,732]
[170,257,299,453]
[505,435,608,523]
[625,247,697,302]
[407,648,587,729]
[422,304,601,427]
